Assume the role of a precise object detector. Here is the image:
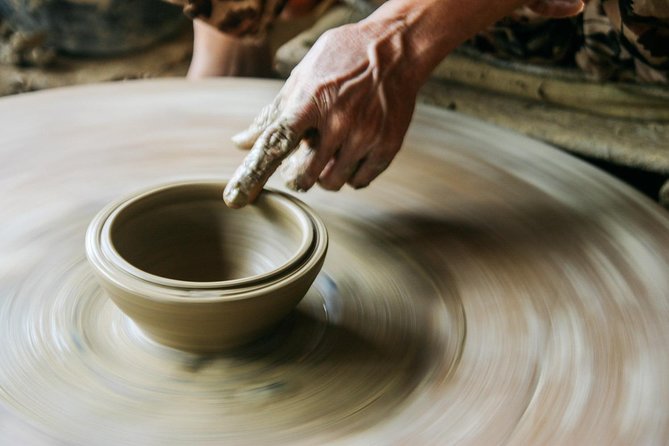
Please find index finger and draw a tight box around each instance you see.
[224,117,306,208]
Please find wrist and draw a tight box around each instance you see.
[361,0,529,84]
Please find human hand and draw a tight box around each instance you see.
[223,20,421,208]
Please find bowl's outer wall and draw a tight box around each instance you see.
[92,253,326,353]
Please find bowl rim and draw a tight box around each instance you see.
[99,180,314,288]
[85,180,328,302]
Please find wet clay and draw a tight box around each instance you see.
[85,180,327,352]
[0,79,668,445]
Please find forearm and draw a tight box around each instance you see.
[358,0,535,84]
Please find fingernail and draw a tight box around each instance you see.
[352,182,370,190]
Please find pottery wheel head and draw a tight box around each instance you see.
[0,79,668,445]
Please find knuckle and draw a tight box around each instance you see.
[262,123,298,159]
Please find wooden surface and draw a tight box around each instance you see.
[0,79,668,445]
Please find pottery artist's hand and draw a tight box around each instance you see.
[223,20,421,208]
[222,0,587,208]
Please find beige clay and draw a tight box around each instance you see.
[85,180,327,352]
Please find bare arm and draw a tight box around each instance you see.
[222,0,585,207]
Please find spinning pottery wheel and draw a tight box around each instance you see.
[1,79,668,445]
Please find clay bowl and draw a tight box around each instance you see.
[85,180,328,353]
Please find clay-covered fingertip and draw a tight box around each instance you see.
[223,186,248,209]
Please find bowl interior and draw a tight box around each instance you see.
[108,184,311,283]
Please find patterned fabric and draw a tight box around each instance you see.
[469,0,669,83]
[165,0,290,37]
[577,0,669,82]
[469,8,583,66]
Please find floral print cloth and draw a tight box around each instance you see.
[470,0,668,83]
